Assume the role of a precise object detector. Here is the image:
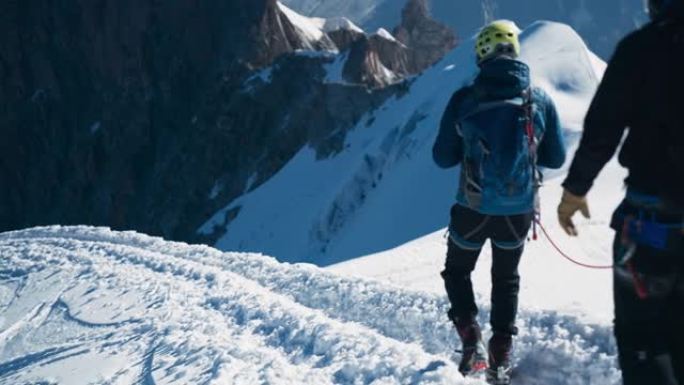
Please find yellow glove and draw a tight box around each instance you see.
[557,189,591,236]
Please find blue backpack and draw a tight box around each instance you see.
[456,88,542,215]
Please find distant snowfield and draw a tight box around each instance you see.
[1,226,620,384]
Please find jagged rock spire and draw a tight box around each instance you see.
[394,0,458,73]
[400,0,431,27]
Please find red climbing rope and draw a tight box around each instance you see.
[535,219,613,270]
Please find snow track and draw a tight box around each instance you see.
[0,227,620,384]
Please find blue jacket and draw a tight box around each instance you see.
[433,59,566,215]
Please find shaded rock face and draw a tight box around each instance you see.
[247,0,312,68]
[369,34,411,76]
[394,0,458,73]
[1,0,243,236]
[343,34,410,88]
[197,53,401,243]
[0,0,401,242]
[328,28,366,52]
[249,1,338,68]
[339,0,458,88]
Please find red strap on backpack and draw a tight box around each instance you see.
[524,90,540,240]
[525,107,535,147]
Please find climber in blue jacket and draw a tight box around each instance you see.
[432,20,566,384]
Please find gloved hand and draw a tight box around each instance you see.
[557,189,591,236]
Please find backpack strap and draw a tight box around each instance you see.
[523,87,544,239]
[459,99,527,122]
[522,88,542,176]
[458,85,527,122]
[522,88,537,159]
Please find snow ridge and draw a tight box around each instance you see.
[374,28,397,42]
[277,2,364,52]
[1,226,619,384]
[278,2,329,46]
[322,17,364,33]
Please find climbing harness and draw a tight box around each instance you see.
[534,209,683,300]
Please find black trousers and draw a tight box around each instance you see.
[613,233,684,385]
[441,204,533,335]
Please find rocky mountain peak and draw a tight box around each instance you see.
[337,0,458,88]
[394,0,457,73]
[246,1,336,68]
[328,28,366,51]
[0,0,401,241]
[343,33,409,89]
[0,0,454,243]
[400,0,431,26]
[248,0,457,88]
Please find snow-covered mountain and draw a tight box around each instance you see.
[0,0,454,241]
[0,226,620,384]
[272,1,456,88]
[281,0,648,58]
[0,25,628,382]
[201,21,612,267]
[1,7,635,385]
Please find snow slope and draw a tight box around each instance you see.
[202,21,614,267]
[279,2,330,45]
[0,226,620,384]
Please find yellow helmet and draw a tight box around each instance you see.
[476,20,521,63]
